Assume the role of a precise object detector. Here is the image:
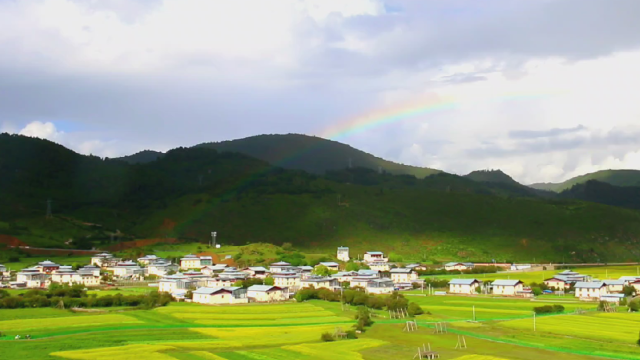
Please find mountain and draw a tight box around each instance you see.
[530,169,640,192]
[559,180,640,210]
[4,133,640,263]
[464,169,555,198]
[196,134,441,178]
[117,150,164,164]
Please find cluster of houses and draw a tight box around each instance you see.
[8,260,101,289]
[447,269,639,303]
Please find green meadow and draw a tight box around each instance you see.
[1,295,637,360]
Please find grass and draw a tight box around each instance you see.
[0,314,142,333]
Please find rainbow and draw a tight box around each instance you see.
[173,89,563,238]
[319,90,560,141]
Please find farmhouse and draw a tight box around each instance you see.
[180,255,202,270]
[389,268,418,284]
[316,262,340,271]
[273,273,301,292]
[603,280,625,293]
[201,264,227,276]
[300,276,339,290]
[337,246,350,261]
[91,253,120,268]
[444,262,474,271]
[158,274,199,293]
[331,271,358,282]
[364,251,388,263]
[620,276,640,286]
[601,293,625,304]
[112,261,144,278]
[297,266,314,277]
[350,277,374,289]
[247,285,288,302]
[366,278,395,294]
[192,287,248,305]
[137,255,160,265]
[147,262,180,276]
[16,269,48,288]
[369,262,391,272]
[491,280,524,296]
[78,265,101,277]
[199,256,213,266]
[575,282,608,299]
[544,276,571,290]
[242,266,269,278]
[449,279,482,294]
[51,269,77,284]
[35,260,60,274]
[270,261,293,273]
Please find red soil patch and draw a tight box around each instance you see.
[107,238,181,252]
[0,234,27,247]
[17,248,101,256]
[197,252,237,267]
[160,219,176,231]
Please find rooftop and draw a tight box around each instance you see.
[491,280,522,286]
[271,261,292,266]
[247,285,281,292]
[390,268,413,273]
[318,262,340,267]
[193,286,241,295]
[449,279,481,285]
[575,281,605,289]
[366,251,384,255]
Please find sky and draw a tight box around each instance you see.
[1,0,640,184]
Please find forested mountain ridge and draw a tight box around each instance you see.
[530,169,640,192]
[3,133,640,262]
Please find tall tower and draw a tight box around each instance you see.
[337,246,350,262]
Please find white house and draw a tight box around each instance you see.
[491,280,524,296]
[201,264,228,276]
[147,262,179,277]
[449,279,482,294]
[389,268,419,284]
[366,278,395,294]
[444,262,474,271]
[363,251,388,263]
[273,273,301,292]
[242,267,269,278]
[91,253,120,268]
[300,276,338,290]
[369,262,391,272]
[16,270,48,288]
[619,276,640,286]
[337,247,350,262]
[270,262,293,273]
[35,260,60,274]
[603,280,625,293]
[247,285,288,302]
[192,287,248,305]
[78,265,101,277]
[180,255,202,270]
[331,271,358,283]
[575,282,608,300]
[158,274,199,293]
[544,277,571,290]
[137,255,160,265]
[112,261,144,278]
[316,262,340,271]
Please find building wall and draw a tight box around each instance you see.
[366,286,393,294]
[391,273,418,283]
[248,290,286,302]
[449,283,478,294]
[364,254,388,263]
[337,250,349,262]
[575,287,608,299]
[193,293,249,305]
[181,259,201,270]
[274,277,300,290]
[544,280,569,290]
[301,281,335,290]
[493,284,523,296]
[159,281,177,293]
[370,264,391,271]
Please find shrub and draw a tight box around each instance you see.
[408,302,424,316]
[623,285,637,297]
[345,330,358,339]
[320,332,335,342]
[533,304,564,314]
[628,298,640,312]
[354,306,373,331]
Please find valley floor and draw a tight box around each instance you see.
[1,295,637,360]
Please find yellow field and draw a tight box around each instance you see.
[52,344,177,360]
[0,314,141,331]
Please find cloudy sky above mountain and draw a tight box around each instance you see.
[1,0,640,184]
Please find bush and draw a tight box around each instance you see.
[321,332,335,342]
[345,330,358,339]
[531,287,543,296]
[533,304,564,314]
[623,285,637,297]
[354,306,373,331]
[408,302,424,316]
[628,298,640,312]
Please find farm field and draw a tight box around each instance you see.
[0,295,637,359]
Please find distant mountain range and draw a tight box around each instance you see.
[529,169,640,192]
[4,132,640,262]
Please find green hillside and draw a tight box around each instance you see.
[464,169,555,198]
[196,133,441,178]
[530,169,640,192]
[559,180,640,210]
[3,133,640,263]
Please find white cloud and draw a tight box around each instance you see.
[19,121,64,140]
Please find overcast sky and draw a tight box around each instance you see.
[2,0,640,184]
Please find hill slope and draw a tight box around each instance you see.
[559,180,640,210]
[464,169,555,198]
[3,133,640,262]
[117,150,164,164]
[530,169,640,192]
[196,134,440,178]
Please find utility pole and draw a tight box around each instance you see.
[46,199,52,219]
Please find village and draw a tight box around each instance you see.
[2,246,638,306]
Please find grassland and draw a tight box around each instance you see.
[1,294,638,359]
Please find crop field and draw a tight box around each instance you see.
[1,295,638,360]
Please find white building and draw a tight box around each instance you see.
[242,267,269,278]
[389,268,419,283]
[444,262,474,271]
[137,255,160,265]
[247,285,288,302]
[146,262,179,277]
[316,262,340,271]
[180,255,202,270]
[270,262,293,273]
[603,280,625,293]
[91,253,120,268]
[491,280,524,296]
[449,279,482,294]
[337,247,350,262]
[192,287,248,305]
[369,262,391,272]
[575,282,608,300]
[366,278,395,294]
[301,276,339,290]
[273,273,301,292]
[158,274,199,293]
[363,251,388,263]
[16,269,48,288]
